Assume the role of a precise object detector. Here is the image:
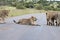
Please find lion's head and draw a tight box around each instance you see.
[30,16,37,21]
[2,10,10,16]
[0,10,10,17]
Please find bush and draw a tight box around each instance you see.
[52,8,57,11]
[43,6,60,11]
[35,4,43,10]
[16,3,26,9]
[43,6,53,10]
[11,2,16,7]
[56,8,60,11]
[57,5,60,8]
[24,1,34,8]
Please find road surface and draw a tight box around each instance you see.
[0,13,60,40]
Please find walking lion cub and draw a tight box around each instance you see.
[13,16,38,25]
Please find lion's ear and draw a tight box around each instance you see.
[31,16,34,18]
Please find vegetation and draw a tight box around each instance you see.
[9,8,45,17]
[0,0,60,16]
[34,4,43,10]
[16,3,26,9]
[0,0,60,11]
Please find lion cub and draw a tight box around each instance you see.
[13,16,38,25]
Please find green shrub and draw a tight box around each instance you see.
[16,3,26,9]
[52,8,57,11]
[11,2,16,7]
[57,5,60,8]
[43,6,52,10]
[24,1,34,8]
[35,4,43,10]
[43,6,60,11]
[56,8,60,11]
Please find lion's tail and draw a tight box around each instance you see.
[13,20,20,24]
[13,20,18,24]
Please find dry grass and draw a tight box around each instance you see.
[0,6,46,17]
[9,9,46,17]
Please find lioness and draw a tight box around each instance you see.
[46,11,58,26]
[0,10,10,23]
[55,12,60,26]
[0,17,4,23]
[0,10,10,17]
[13,16,37,25]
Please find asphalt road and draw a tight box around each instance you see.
[0,13,60,40]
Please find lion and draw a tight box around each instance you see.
[0,17,5,23]
[55,12,60,26]
[46,11,60,26]
[0,10,10,23]
[0,10,10,17]
[13,16,38,25]
[46,11,58,26]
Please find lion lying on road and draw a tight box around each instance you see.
[13,16,40,26]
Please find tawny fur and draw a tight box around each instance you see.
[0,10,10,23]
[46,11,58,26]
[13,16,37,25]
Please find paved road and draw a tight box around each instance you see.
[0,13,60,40]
